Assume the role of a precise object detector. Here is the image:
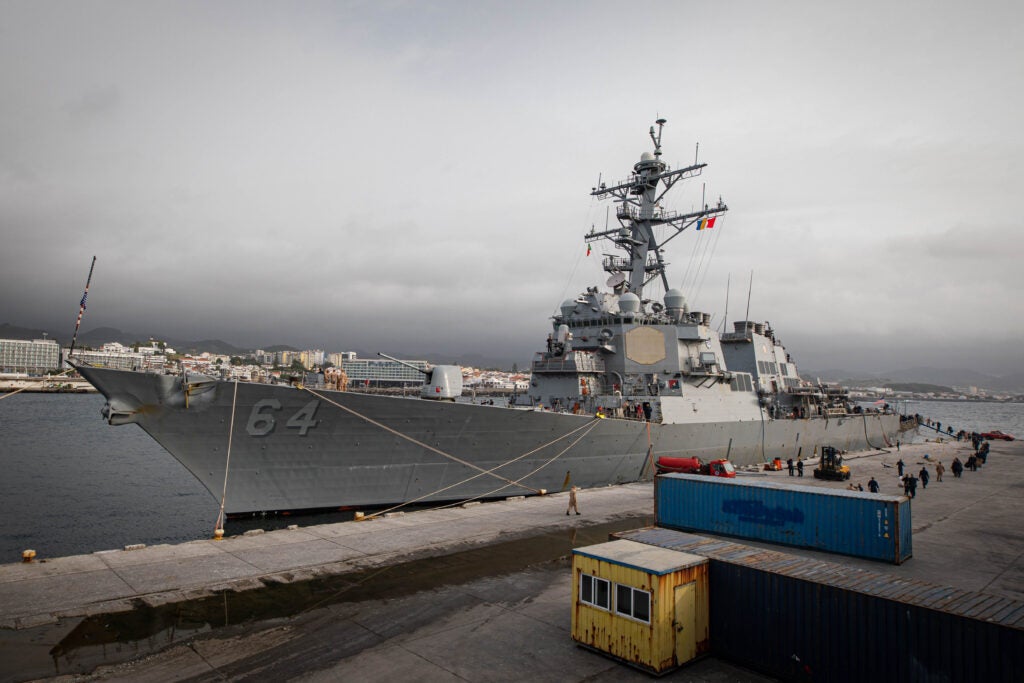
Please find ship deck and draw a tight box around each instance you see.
[1,438,1022,681]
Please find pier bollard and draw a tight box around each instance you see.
[539,489,548,495]
[22,549,36,563]
[213,528,225,541]
[354,512,365,521]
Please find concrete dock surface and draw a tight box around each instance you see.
[1,436,1021,681]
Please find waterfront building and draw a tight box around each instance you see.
[341,355,428,386]
[328,351,356,367]
[0,338,61,374]
[300,349,326,370]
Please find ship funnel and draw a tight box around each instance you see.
[734,321,755,335]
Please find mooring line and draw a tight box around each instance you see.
[302,387,605,518]
[863,412,890,453]
[426,417,607,512]
[214,380,240,535]
[0,368,76,400]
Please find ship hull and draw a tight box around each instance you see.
[77,366,901,514]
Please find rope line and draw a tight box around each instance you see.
[303,387,605,519]
[0,368,76,400]
[863,412,890,453]
[214,380,240,532]
[422,418,606,514]
[690,215,727,307]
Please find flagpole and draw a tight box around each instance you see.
[68,256,97,359]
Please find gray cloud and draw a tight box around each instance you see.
[1,1,1022,373]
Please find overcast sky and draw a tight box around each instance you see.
[2,1,1022,373]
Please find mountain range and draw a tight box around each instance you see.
[805,367,1024,394]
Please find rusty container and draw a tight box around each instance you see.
[571,539,710,675]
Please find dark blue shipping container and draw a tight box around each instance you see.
[656,473,912,564]
[615,527,1024,683]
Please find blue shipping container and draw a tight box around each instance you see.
[655,473,912,564]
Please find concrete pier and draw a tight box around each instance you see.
[1,437,1021,681]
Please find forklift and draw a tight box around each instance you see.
[813,445,851,481]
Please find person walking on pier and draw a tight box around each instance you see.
[787,458,795,476]
[566,486,581,516]
[906,474,918,499]
[935,461,945,482]
[897,459,905,477]
[868,477,879,493]
[919,466,930,489]
[797,457,804,477]
[952,457,963,478]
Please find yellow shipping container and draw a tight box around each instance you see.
[571,539,709,675]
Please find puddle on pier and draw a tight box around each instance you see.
[0,515,653,682]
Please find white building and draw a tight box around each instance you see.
[0,338,61,374]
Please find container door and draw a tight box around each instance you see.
[673,581,697,664]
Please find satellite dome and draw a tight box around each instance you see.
[560,299,577,318]
[664,288,686,311]
[618,292,641,314]
[640,152,655,162]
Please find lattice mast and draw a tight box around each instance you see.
[587,119,728,297]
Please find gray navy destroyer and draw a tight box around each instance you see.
[75,120,903,514]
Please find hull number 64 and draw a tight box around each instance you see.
[246,399,320,436]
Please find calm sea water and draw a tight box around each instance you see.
[0,393,360,561]
[1,393,1022,561]
[866,399,1024,442]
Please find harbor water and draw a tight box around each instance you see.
[1,392,1022,561]
[0,393,359,561]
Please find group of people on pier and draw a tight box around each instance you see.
[863,418,996,498]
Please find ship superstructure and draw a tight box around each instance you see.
[527,119,850,431]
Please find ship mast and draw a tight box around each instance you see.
[587,119,728,298]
